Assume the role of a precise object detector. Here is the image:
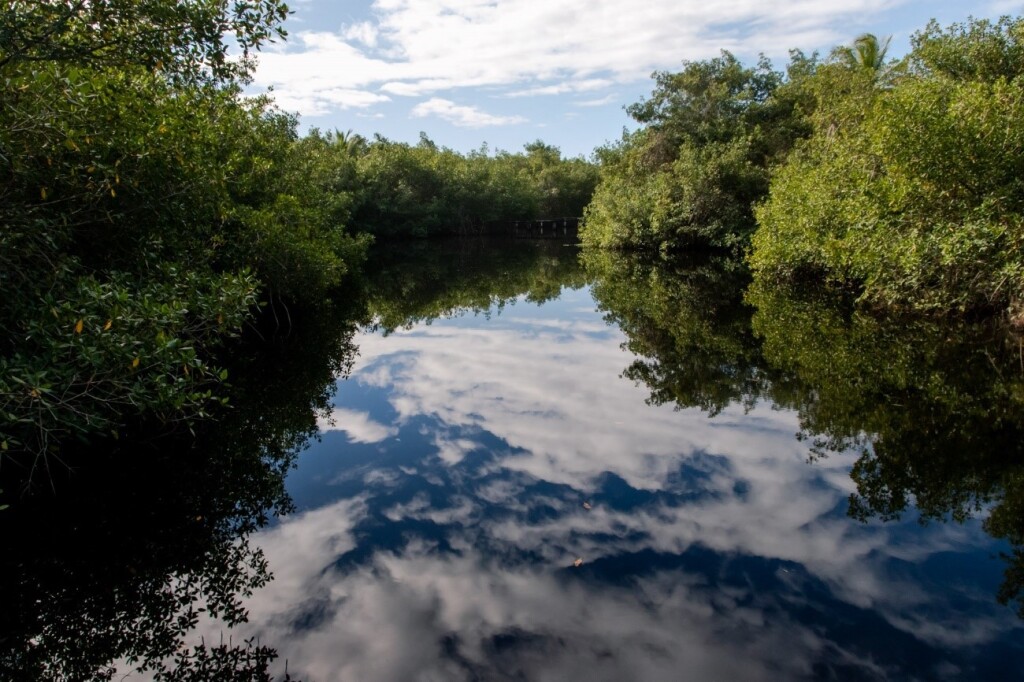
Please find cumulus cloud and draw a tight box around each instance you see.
[342,20,379,47]
[411,98,527,127]
[253,0,905,117]
[271,88,391,116]
[317,407,397,443]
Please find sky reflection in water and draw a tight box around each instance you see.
[220,282,1020,681]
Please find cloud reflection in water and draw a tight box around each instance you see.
[197,288,1022,681]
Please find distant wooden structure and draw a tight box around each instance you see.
[509,217,583,239]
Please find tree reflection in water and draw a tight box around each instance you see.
[362,236,588,333]
[586,250,1024,618]
[748,281,1024,618]
[0,301,360,681]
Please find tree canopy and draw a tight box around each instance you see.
[581,50,816,253]
[0,0,289,83]
[751,16,1024,317]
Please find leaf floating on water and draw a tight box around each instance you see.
[573,558,583,568]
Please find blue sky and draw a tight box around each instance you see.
[251,0,1022,158]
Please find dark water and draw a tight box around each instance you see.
[3,239,1024,681]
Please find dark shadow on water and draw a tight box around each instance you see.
[0,300,361,681]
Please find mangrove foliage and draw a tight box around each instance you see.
[0,2,596,464]
[583,15,1024,320]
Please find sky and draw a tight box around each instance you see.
[250,0,1024,158]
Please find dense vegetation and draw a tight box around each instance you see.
[352,137,597,238]
[0,2,596,463]
[583,16,1024,321]
[581,51,815,252]
[0,0,367,462]
[752,17,1024,318]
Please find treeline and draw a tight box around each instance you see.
[582,16,1024,321]
[352,136,597,238]
[0,2,596,461]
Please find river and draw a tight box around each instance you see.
[3,238,1023,681]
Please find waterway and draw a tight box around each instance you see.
[3,238,1023,681]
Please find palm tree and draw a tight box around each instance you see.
[332,128,368,157]
[841,33,892,74]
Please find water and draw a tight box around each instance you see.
[3,239,1023,681]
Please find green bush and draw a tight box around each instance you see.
[0,2,368,461]
[751,17,1024,315]
[582,51,815,252]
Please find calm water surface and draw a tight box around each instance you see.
[214,242,1023,680]
[3,239,1023,681]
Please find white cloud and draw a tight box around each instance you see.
[504,78,614,98]
[411,98,527,127]
[270,88,391,116]
[575,94,620,107]
[253,0,907,117]
[342,20,379,47]
[380,78,459,96]
[317,407,397,443]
